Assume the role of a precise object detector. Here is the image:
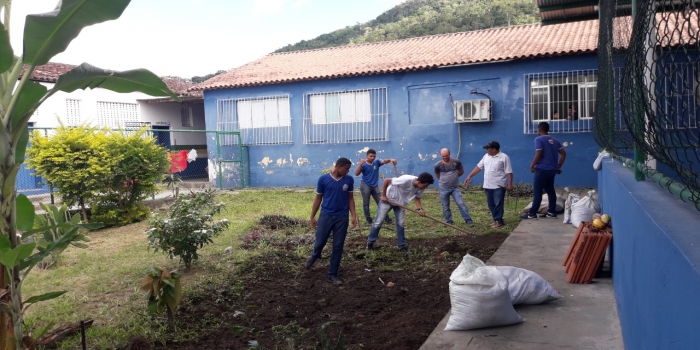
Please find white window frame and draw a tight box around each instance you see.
[303,87,388,144]
[96,101,138,129]
[65,99,81,126]
[216,95,292,146]
[523,70,598,134]
[181,107,193,127]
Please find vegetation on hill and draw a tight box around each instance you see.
[275,0,540,53]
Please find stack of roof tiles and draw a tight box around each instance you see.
[562,222,612,284]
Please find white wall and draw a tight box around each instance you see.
[139,101,207,148]
[29,82,151,128]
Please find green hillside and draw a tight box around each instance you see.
[274,0,540,53]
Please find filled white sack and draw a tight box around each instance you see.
[445,266,524,331]
[450,254,485,284]
[495,266,563,305]
[570,190,600,228]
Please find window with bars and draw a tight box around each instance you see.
[523,70,598,134]
[216,95,292,146]
[65,99,81,126]
[660,62,699,130]
[96,102,138,129]
[302,87,388,144]
[181,107,193,127]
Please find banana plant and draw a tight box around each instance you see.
[0,0,179,348]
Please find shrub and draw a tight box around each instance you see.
[92,128,169,226]
[26,125,115,220]
[141,267,182,330]
[510,182,534,198]
[147,190,230,270]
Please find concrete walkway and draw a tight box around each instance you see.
[420,218,624,350]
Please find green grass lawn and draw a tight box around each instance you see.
[21,188,524,349]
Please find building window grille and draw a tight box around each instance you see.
[65,99,81,126]
[216,95,291,146]
[302,87,388,144]
[181,107,193,127]
[96,102,138,129]
[523,70,598,134]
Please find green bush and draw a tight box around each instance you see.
[92,128,170,226]
[147,190,230,270]
[26,125,115,220]
[27,126,169,226]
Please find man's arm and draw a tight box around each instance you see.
[310,194,323,229]
[557,148,567,174]
[380,178,392,202]
[354,158,365,176]
[506,173,514,191]
[464,166,482,185]
[348,192,357,229]
[529,150,543,173]
[414,197,426,217]
[380,158,397,165]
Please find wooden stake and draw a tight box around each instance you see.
[392,163,398,178]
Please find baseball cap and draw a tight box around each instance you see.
[482,141,500,150]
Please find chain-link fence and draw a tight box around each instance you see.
[596,0,700,210]
[17,128,249,210]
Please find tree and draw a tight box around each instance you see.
[0,1,178,348]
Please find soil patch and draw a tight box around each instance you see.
[144,232,508,350]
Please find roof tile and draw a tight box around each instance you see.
[193,20,599,91]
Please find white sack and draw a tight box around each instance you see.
[450,254,485,285]
[593,151,610,170]
[522,194,565,214]
[495,266,563,305]
[445,266,524,331]
[562,193,580,224]
[570,190,600,228]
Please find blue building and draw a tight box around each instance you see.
[196,20,601,188]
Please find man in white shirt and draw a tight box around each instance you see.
[464,141,513,228]
[366,172,435,253]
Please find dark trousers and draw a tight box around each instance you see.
[529,169,558,216]
[310,214,348,277]
[485,187,506,224]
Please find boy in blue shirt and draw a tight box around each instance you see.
[305,157,358,285]
[521,122,567,219]
[354,149,397,224]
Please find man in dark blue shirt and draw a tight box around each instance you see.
[306,157,358,285]
[521,122,567,220]
[354,149,397,224]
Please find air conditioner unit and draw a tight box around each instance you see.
[454,99,492,123]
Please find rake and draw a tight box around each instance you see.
[387,200,475,236]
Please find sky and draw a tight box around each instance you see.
[9,0,405,79]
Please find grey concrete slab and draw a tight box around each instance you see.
[420,218,624,350]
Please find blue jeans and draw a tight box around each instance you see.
[529,169,558,216]
[485,187,506,224]
[439,186,471,223]
[360,182,391,222]
[310,214,348,277]
[367,201,407,248]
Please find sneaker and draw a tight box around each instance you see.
[446,221,455,225]
[466,219,474,227]
[327,276,342,285]
[366,217,373,224]
[366,242,374,250]
[304,257,316,269]
[539,212,557,218]
[491,221,505,228]
[519,214,537,219]
[398,246,409,254]
[385,217,393,224]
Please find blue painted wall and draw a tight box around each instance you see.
[599,159,700,350]
[203,55,600,188]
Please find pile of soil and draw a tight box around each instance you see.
[143,233,508,350]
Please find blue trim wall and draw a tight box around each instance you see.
[204,55,600,188]
[599,159,700,350]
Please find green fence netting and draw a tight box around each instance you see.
[596,0,700,210]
